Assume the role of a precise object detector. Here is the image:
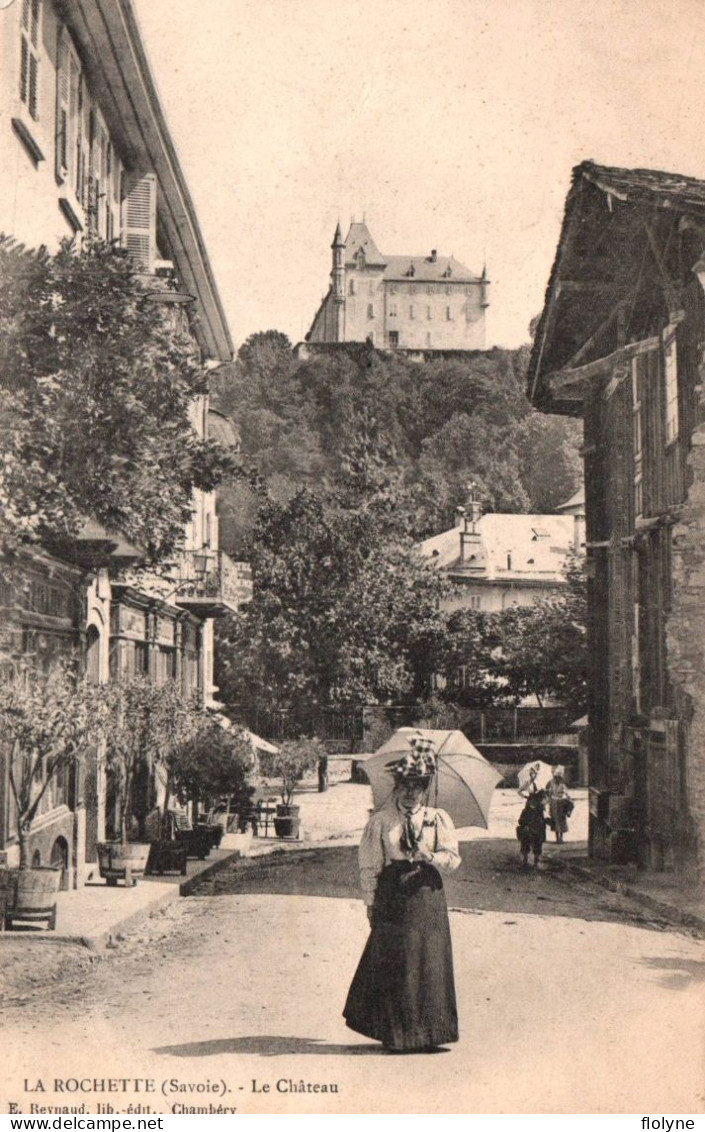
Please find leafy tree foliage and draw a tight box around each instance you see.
[0,660,102,868]
[101,676,200,843]
[258,736,327,806]
[0,236,241,562]
[214,488,449,729]
[212,335,581,547]
[435,554,588,711]
[493,553,588,709]
[169,719,255,816]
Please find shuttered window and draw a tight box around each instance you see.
[55,30,69,176]
[20,0,41,121]
[122,172,157,271]
[663,333,679,445]
[632,358,644,519]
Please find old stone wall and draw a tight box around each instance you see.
[666,425,705,882]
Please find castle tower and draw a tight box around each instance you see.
[330,221,345,342]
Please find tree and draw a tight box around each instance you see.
[512,412,582,513]
[169,719,255,819]
[491,554,588,709]
[215,487,449,729]
[101,677,200,844]
[258,737,326,806]
[435,608,510,707]
[0,236,241,562]
[0,661,101,869]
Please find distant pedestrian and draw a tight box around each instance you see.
[516,788,547,867]
[546,765,573,843]
[518,764,541,798]
[317,754,329,793]
[343,736,460,1052]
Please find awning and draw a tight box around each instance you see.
[208,709,279,754]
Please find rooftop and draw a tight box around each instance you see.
[419,511,581,583]
[343,221,482,282]
[527,160,705,413]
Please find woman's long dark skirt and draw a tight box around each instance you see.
[343,860,458,1050]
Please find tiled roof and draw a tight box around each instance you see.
[383,254,480,283]
[555,488,585,513]
[579,160,705,213]
[343,221,481,280]
[344,221,386,266]
[419,512,579,582]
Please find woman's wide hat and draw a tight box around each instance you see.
[386,733,437,781]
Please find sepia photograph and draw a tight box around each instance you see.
[0,0,704,1117]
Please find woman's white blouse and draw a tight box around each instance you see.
[358,801,461,906]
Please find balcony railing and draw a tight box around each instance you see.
[175,550,252,617]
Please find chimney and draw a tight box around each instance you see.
[430,249,437,263]
[455,506,466,529]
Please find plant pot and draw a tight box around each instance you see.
[4,866,61,931]
[97,841,151,886]
[274,804,301,840]
[147,840,189,876]
[174,828,212,860]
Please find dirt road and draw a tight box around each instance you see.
[2,830,703,1115]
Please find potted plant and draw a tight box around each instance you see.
[259,737,325,839]
[146,685,202,875]
[0,660,99,929]
[99,676,189,886]
[168,716,256,855]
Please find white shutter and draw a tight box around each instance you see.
[55,29,70,180]
[122,172,157,272]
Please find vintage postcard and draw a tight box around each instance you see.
[1,0,704,1117]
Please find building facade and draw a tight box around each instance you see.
[528,161,705,881]
[0,0,249,883]
[419,502,584,614]
[306,220,489,351]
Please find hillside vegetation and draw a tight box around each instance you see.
[212,331,582,553]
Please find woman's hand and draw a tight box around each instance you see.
[412,847,434,863]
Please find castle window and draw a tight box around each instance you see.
[446,306,452,320]
[409,305,414,320]
[426,305,432,320]
[427,285,432,295]
[389,304,397,318]
[388,331,399,347]
[390,284,397,294]
[20,0,42,122]
[349,278,356,295]
[426,332,432,347]
[367,303,374,319]
[446,285,452,295]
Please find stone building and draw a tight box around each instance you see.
[528,160,705,881]
[419,496,584,615]
[306,220,489,351]
[0,0,249,884]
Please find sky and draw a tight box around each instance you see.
[132,0,705,352]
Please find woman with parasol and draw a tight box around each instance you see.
[343,734,461,1052]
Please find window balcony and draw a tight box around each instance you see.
[174,550,252,618]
